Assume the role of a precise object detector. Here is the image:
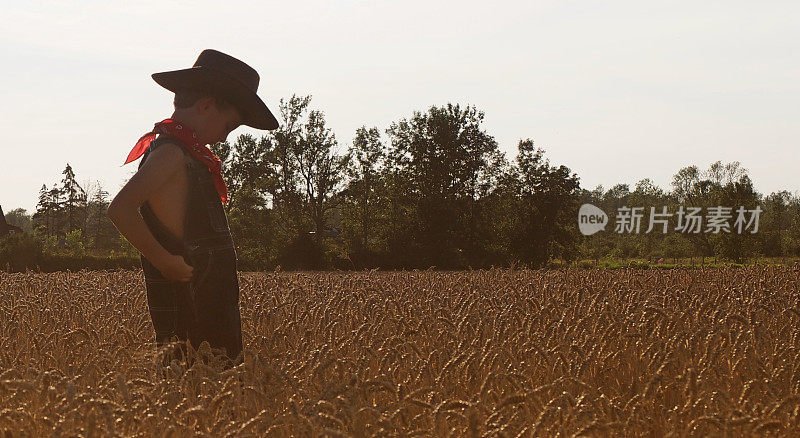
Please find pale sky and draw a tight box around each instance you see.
[1,0,798,214]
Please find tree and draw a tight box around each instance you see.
[293,107,349,246]
[222,134,273,212]
[672,166,703,204]
[262,94,348,269]
[341,126,388,258]
[33,183,63,236]
[509,139,581,267]
[269,94,310,240]
[60,164,87,233]
[385,103,503,268]
[4,208,32,234]
[222,134,277,270]
[668,161,761,262]
[759,191,798,256]
[85,182,118,251]
[604,184,631,208]
[670,165,714,256]
[707,174,760,263]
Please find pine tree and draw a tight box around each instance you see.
[34,184,50,233]
[60,164,87,233]
[33,183,63,235]
[87,183,111,250]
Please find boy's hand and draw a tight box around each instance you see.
[155,254,195,283]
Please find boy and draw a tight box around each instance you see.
[108,49,278,369]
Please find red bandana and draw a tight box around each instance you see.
[124,118,228,203]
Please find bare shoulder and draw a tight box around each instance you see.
[114,142,188,206]
[141,141,188,170]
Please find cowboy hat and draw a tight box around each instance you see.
[151,49,279,130]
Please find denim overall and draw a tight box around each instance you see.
[137,134,243,368]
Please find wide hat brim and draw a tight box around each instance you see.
[152,67,279,130]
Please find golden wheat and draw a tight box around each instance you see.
[0,266,799,436]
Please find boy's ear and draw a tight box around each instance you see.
[200,95,230,114]
[197,96,215,111]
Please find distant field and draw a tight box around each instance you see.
[572,256,800,270]
[1,268,799,436]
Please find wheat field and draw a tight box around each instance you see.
[1,267,799,437]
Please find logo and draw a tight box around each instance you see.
[578,203,608,236]
[577,203,762,236]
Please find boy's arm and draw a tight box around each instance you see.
[107,143,193,282]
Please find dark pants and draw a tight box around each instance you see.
[140,235,243,370]
[138,136,243,371]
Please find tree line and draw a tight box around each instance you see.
[579,162,800,264]
[3,95,799,271]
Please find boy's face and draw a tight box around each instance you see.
[194,97,243,145]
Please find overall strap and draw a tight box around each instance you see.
[137,134,194,171]
[136,134,193,253]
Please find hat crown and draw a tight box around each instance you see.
[151,48,279,129]
[193,49,260,92]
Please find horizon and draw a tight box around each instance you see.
[2,0,799,213]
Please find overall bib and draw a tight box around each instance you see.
[137,134,243,369]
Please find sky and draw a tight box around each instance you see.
[1,0,798,214]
